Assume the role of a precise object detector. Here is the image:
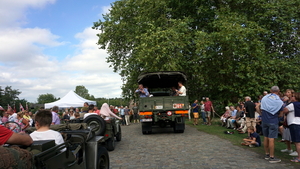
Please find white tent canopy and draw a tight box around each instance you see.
[44,90,96,109]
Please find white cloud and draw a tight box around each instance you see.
[0,2,123,103]
[0,0,56,28]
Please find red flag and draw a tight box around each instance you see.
[7,104,12,110]
[20,103,24,111]
[13,104,16,113]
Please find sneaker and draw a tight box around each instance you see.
[264,154,270,160]
[269,157,281,163]
[281,149,293,153]
[289,151,298,156]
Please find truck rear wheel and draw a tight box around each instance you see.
[141,122,152,134]
[173,117,185,133]
[106,138,115,151]
[97,147,109,169]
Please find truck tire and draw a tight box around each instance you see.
[83,115,106,136]
[142,122,152,134]
[97,146,110,169]
[116,125,122,141]
[106,138,115,151]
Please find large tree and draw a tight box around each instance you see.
[74,85,95,100]
[37,93,57,104]
[0,86,22,109]
[93,0,300,103]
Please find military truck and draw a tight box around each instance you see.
[137,71,189,134]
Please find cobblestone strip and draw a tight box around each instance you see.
[109,123,297,169]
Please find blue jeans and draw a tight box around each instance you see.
[201,111,206,123]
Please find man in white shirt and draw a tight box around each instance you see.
[7,108,17,122]
[176,81,186,96]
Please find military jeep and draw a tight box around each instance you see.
[137,71,189,134]
[2,120,110,169]
[73,114,122,151]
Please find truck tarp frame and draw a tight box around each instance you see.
[137,71,187,89]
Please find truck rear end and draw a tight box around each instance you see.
[137,71,189,134]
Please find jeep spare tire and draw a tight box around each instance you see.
[83,115,106,136]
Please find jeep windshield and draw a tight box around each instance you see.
[137,71,187,96]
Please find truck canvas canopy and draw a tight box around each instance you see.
[137,71,187,89]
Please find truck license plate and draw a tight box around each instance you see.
[140,119,152,122]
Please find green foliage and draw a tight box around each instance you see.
[74,85,96,100]
[37,93,57,104]
[93,0,300,102]
[0,86,23,109]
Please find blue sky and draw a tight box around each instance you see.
[0,0,122,102]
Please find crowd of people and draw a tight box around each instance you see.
[191,86,300,163]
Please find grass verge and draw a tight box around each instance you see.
[186,118,299,167]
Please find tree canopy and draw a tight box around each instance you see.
[74,85,95,100]
[37,93,57,104]
[93,0,300,103]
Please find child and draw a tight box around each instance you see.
[241,126,261,147]
[30,109,64,146]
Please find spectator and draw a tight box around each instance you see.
[244,96,256,135]
[176,81,186,96]
[256,114,263,135]
[170,87,178,96]
[191,100,199,125]
[220,106,230,127]
[0,125,32,146]
[200,101,206,125]
[204,97,215,126]
[119,106,125,125]
[16,112,29,132]
[69,110,75,120]
[280,89,295,155]
[227,106,237,129]
[241,126,261,147]
[100,103,122,120]
[124,106,131,125]
[1,111,8,124]
[235,105,245,129]
[23,110,33,126]
[132,103,139,123]
[135,84,149,97]
[7,108,17,122]
[73,112,81,123]
[30,110,64,147]
[94,106,100,115]
[83,104,98,119]
[260,86,284,163]
[62,110,70,122]
[51,106,60,125]
[283,92,300,162]
[82,102,89,113]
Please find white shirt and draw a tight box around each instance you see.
[179,86,186,96]
[286,103,300,125]
[30,129,64,146]
[8,113,17,122]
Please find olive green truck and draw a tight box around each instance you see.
[137,71,189,134]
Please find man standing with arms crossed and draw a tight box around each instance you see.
[260,86,284,163]
[204,97,215,126]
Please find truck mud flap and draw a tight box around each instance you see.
[174,117,185,133]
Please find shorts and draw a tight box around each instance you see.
[262,122,278,139]
[205,111,211,117]
[193,113,199,119]
[282,128,292,141]
[289,124,300,143]
[246,117,256,128]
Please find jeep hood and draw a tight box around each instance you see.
[137,71,187,88]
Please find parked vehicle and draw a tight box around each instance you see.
[137,71,189,134]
